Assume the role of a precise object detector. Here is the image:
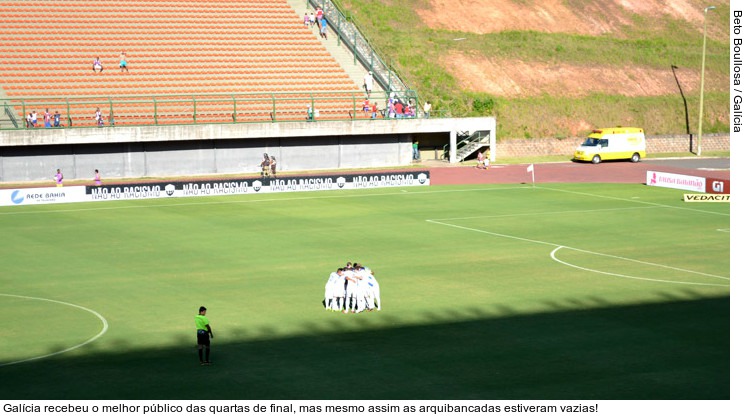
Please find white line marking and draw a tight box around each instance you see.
[550,246,729,287]
[431,205,662,222]
[537,186,730,217]
[427,219,559,247]
[426,220,729,286]
[0,294,109,367]
[555,246,728,280]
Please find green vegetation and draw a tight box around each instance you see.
[490,150,729,165]
[337,0,730,139]
[0,183,729,399]
[494,92,730,138]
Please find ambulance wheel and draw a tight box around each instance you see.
[591,155,601,164]
[631,153,640,163]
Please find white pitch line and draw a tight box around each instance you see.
[426,219,565,248]
[0,294,109,367]
[550,246,729,287]
[426,220,729,286]
[538,186,730,217]
[431,205,662,222]
[558,245,728,280]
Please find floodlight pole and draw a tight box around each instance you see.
[697,6,715,156]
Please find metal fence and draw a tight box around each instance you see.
[1,90,422,130]
[306,0,410,96]
[0,1,422,130]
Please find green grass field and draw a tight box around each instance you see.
[0,183,730,400]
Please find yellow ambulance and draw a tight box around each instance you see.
[573,127,646,164]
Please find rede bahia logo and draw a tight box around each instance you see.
[11,190,24,204]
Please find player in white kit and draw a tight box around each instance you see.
[332,268,347,311]
[353,266,370,313]
[325,268,343,310]
[343,267,358,314]
[323,262,381,313]
[367,270,381,310]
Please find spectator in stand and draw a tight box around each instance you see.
[308,12,316,27]
[361,98,370,118]
[306,104,315,121]
[43,109,52,128]
[27,110,38,128]
[363,71,374,96]
[95,107,104,126]
[53,110,61,127]
[423,101,432,118]
[93,57,103,72]
[119,51,129,73]
[320,18,328,40]
[394,100,404,119]
[405,100,416,118]
[304,12,310,26]
[371,102,378,119]
[316,7,324,28]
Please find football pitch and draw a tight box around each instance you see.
[0,183,730,400]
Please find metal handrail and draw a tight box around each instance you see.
[443,131,491,160]
[0,89,421,130]
[3,102,19,128]
[307,0,409,94]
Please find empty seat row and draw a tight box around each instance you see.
[0,0,365,121]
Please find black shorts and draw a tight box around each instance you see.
[197,330,210,346]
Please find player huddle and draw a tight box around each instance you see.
[325,263,381,313]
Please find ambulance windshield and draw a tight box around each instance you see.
[581,138,599,146]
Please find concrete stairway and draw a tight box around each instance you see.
[285,0,372,95]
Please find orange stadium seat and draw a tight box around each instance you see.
[0,0,365,125]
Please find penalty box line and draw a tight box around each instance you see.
[430,205,663,222]
[425,219,730,284]
[550,246,729,287]
[537,186,730,218]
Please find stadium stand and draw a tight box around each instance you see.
[0,0,364,126]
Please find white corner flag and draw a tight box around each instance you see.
[527,164,535,186]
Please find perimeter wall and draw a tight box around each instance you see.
[0,117,496,182]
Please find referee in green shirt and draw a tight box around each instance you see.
[195,306,214,365]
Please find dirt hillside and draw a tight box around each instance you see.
[415,0,725,99]
[416,0,711,37]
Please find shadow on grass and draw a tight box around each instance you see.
[3,295,729,400]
